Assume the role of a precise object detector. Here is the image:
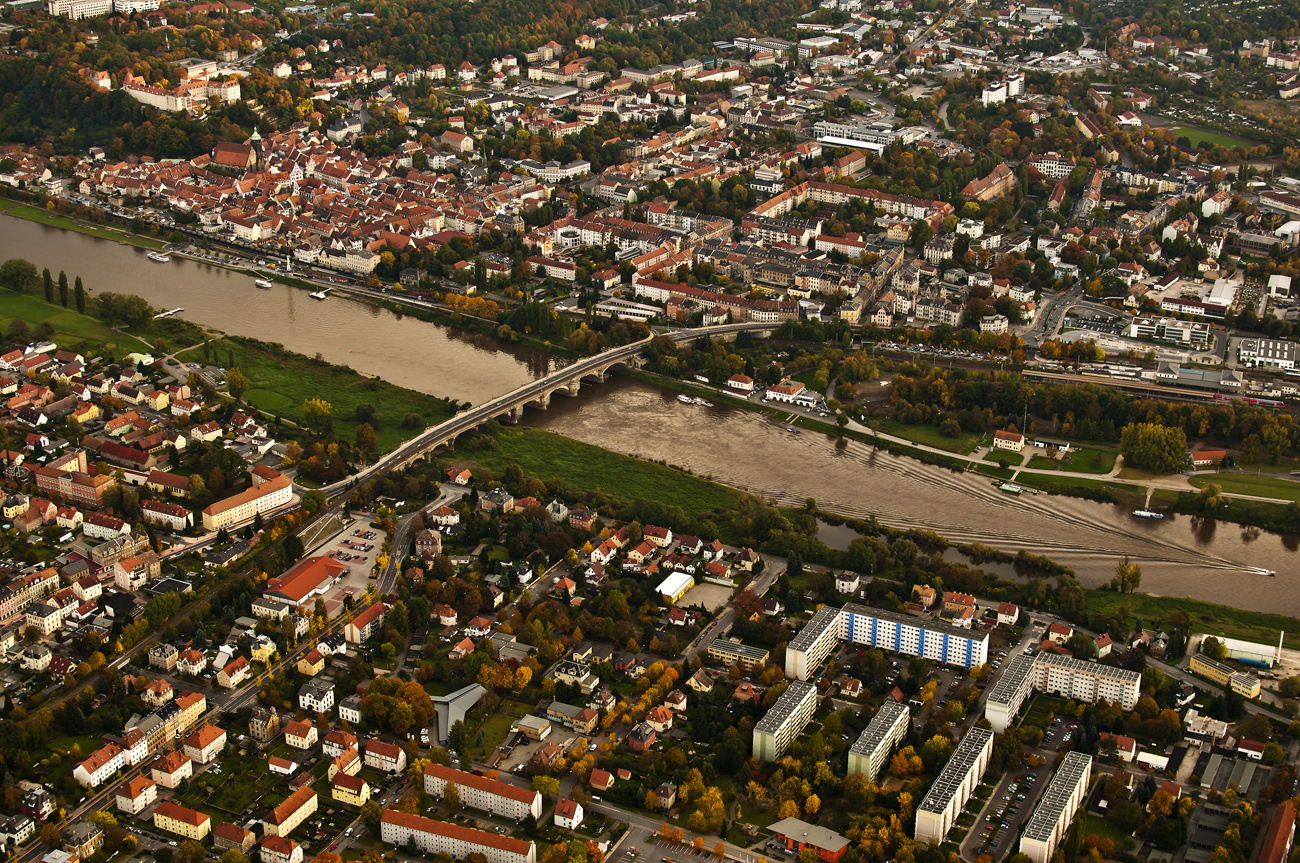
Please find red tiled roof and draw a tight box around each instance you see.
[155,800,210,827]
[380,811,533,855]
[267,787,316,825]
[422,763,538,805]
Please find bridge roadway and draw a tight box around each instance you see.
[347,320,774,484]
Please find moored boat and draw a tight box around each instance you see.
[147,252,170,263]
[1132,509,1163,519]
[254,279,273,289]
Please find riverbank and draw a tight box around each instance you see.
[0,287,154,357]
[0,198,165,250]
[444,423,1300,639]
[176,336,460,454]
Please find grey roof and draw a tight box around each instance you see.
[1022,752,1091,842]
[768,818,848,853]
[917,727,995,815]
[754,680,818,735]
[788,605,842,655]
[986,654,1035,707]
[1035,651,1141,684]
[849,701,909,757]
[430,683,486,744]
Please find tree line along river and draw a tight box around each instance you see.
[1,213,1296,615]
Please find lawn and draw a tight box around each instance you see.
[1077,811,1134,849]
[457,427,743,517]
[467,711,517,762]
[179,336,457,454]
[1083,591,1300,649]
[1025,456,1060,471]
[0,199,166,249]
[1059,447,1118,474]
[1166,126,1257,150]
[0,289,152,356]
[985,449,1027,466]
[874,419,980,454]
[1190,473,1300,502]
[1021,694,1073,729]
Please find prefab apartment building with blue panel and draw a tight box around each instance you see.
[785,603,990,681]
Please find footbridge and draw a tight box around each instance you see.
[369,321,774,478]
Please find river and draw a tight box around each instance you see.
[0,216,560,403]
[3,213,1298,614]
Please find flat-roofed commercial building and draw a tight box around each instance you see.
[380,812,536,863]
[846,701,910,782]
[1189,654,1261,698]
[1020,752,1093,863]
[785,603,989,681]
[422,764,543,821]
[769,818,850,863]
[707,638,770,671]
[914,727,995,844]
[984,654,1036,732]
[753,680,819,761]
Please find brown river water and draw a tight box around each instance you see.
[2,215,1297,614]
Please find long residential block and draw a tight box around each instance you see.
[846,701,910,782]
[914,727,995,844]
[785,603,989,681]
[1020,752,1092,863]
[753,680,820,761]
[985,652,1141,733]
[422,764,542,820]
[380,811,536,863]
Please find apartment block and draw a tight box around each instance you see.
[380,811,536,863]
[422,764,543,821]
[914,727,995,844]
[1019,753,1092,863]
[753,680,819,761]
[846,701,910,782]
[785,603,989,681]
[985,653,1140,732]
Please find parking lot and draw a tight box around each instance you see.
[965,767,1050,861]
[320,515,388,607]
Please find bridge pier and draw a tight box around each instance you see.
[560,380,582,397]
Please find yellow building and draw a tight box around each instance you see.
[250,639,275,663]
[296,649,325,677]
[1190,653,1261,698]
[154,801,212,841]
[330,773,371,807]
[263,787,317,837]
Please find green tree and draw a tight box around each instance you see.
[74,276,86,313]
[360,800,383,835]
[1194,483,1226,514]
[42,267,53,303]
[910,219,934,246]
[0,258,39,294]
[1114,556,1141,594]
[1201,636,1227,661]
[303,398,334,435]
[57,271,69,308]
[226,368,249,402]
[530,775,561,799]
[1119,422,1188,474]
